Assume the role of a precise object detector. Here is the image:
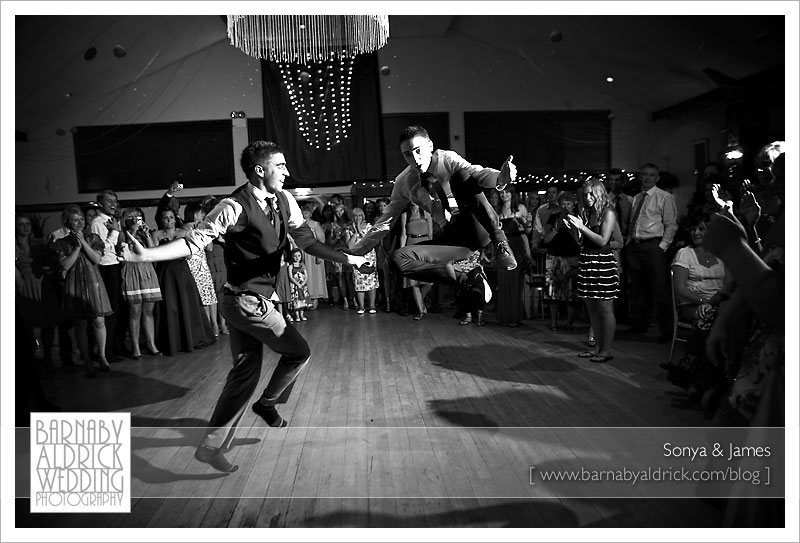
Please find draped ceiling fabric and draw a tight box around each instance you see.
[260,53,385,187]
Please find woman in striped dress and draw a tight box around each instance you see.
[566,178,619,363]
[120,207,162,359]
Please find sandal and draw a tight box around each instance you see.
[590,355,614,363]
[475,312,486,326]
[577,351,595,358]
[459,314,472,325]
[285,314,294,322]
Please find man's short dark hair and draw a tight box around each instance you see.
[96,189,117,202]
[399,125,429,145]
[240,141,283,177]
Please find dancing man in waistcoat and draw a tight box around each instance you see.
[123,141,369,473]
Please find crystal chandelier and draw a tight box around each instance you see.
[226,15,389,63]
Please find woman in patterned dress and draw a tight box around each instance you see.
[542,192,582,331]
[183,203,220,336]
[288,248,310,321]
[50,205,113,376]
[347,207,378,314]
[203,196,229,334]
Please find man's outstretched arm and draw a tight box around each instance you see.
[349,185,410,255]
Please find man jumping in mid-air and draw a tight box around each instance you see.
[350,125,518,302]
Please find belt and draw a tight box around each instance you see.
[631,237,660,244]
[408,233,429,238]
[223,285,266,299]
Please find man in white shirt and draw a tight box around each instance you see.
[90,189,125,361]
[350,125,517,303]
[623,164,678,342]
[123,141,369,473]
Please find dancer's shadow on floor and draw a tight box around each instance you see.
[50,370,192,412]
[129,415,260,483]
[428,343,580,387]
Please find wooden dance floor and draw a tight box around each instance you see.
[17,306,723,528]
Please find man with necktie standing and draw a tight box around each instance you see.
[350,125,517,303]
[123,141,369,473]
[623,163,678,342]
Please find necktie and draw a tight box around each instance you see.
[628,192,646,241]
[421,172,450,212]
[267,197,279,228]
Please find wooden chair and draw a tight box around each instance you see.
[668,269,695,365]
[526,249,548,319]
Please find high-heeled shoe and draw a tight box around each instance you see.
[145,348,163,357]
[475,311,486,326]
[413,312,425,321]
[459,313,472,325]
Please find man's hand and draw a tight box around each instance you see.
[497,155,516,190]
[345,253,374,274]
[119,230,149,263]
[736,184,761,228]
[696,303,714,320]
[711,183,733,212]
[106,218,121,232]
[167,180,183,196]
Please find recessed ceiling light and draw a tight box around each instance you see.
[606,76,614,83]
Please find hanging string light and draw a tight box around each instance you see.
[280,59,355,150]
[226,15,389,64]
[228,15,387,151]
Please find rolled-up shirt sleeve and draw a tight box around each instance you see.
[439,150,500,189]
[285,191,318,250]
[183,198,241,255]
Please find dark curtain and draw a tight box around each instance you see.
[260,53,385,186]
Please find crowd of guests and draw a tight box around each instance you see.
[16,144,784,434]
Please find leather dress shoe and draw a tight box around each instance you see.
[494,240,517,271]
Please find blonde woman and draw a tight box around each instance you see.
[566,179,619,363]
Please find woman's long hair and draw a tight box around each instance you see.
[502,184,521,213]
[580,178,611,227]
